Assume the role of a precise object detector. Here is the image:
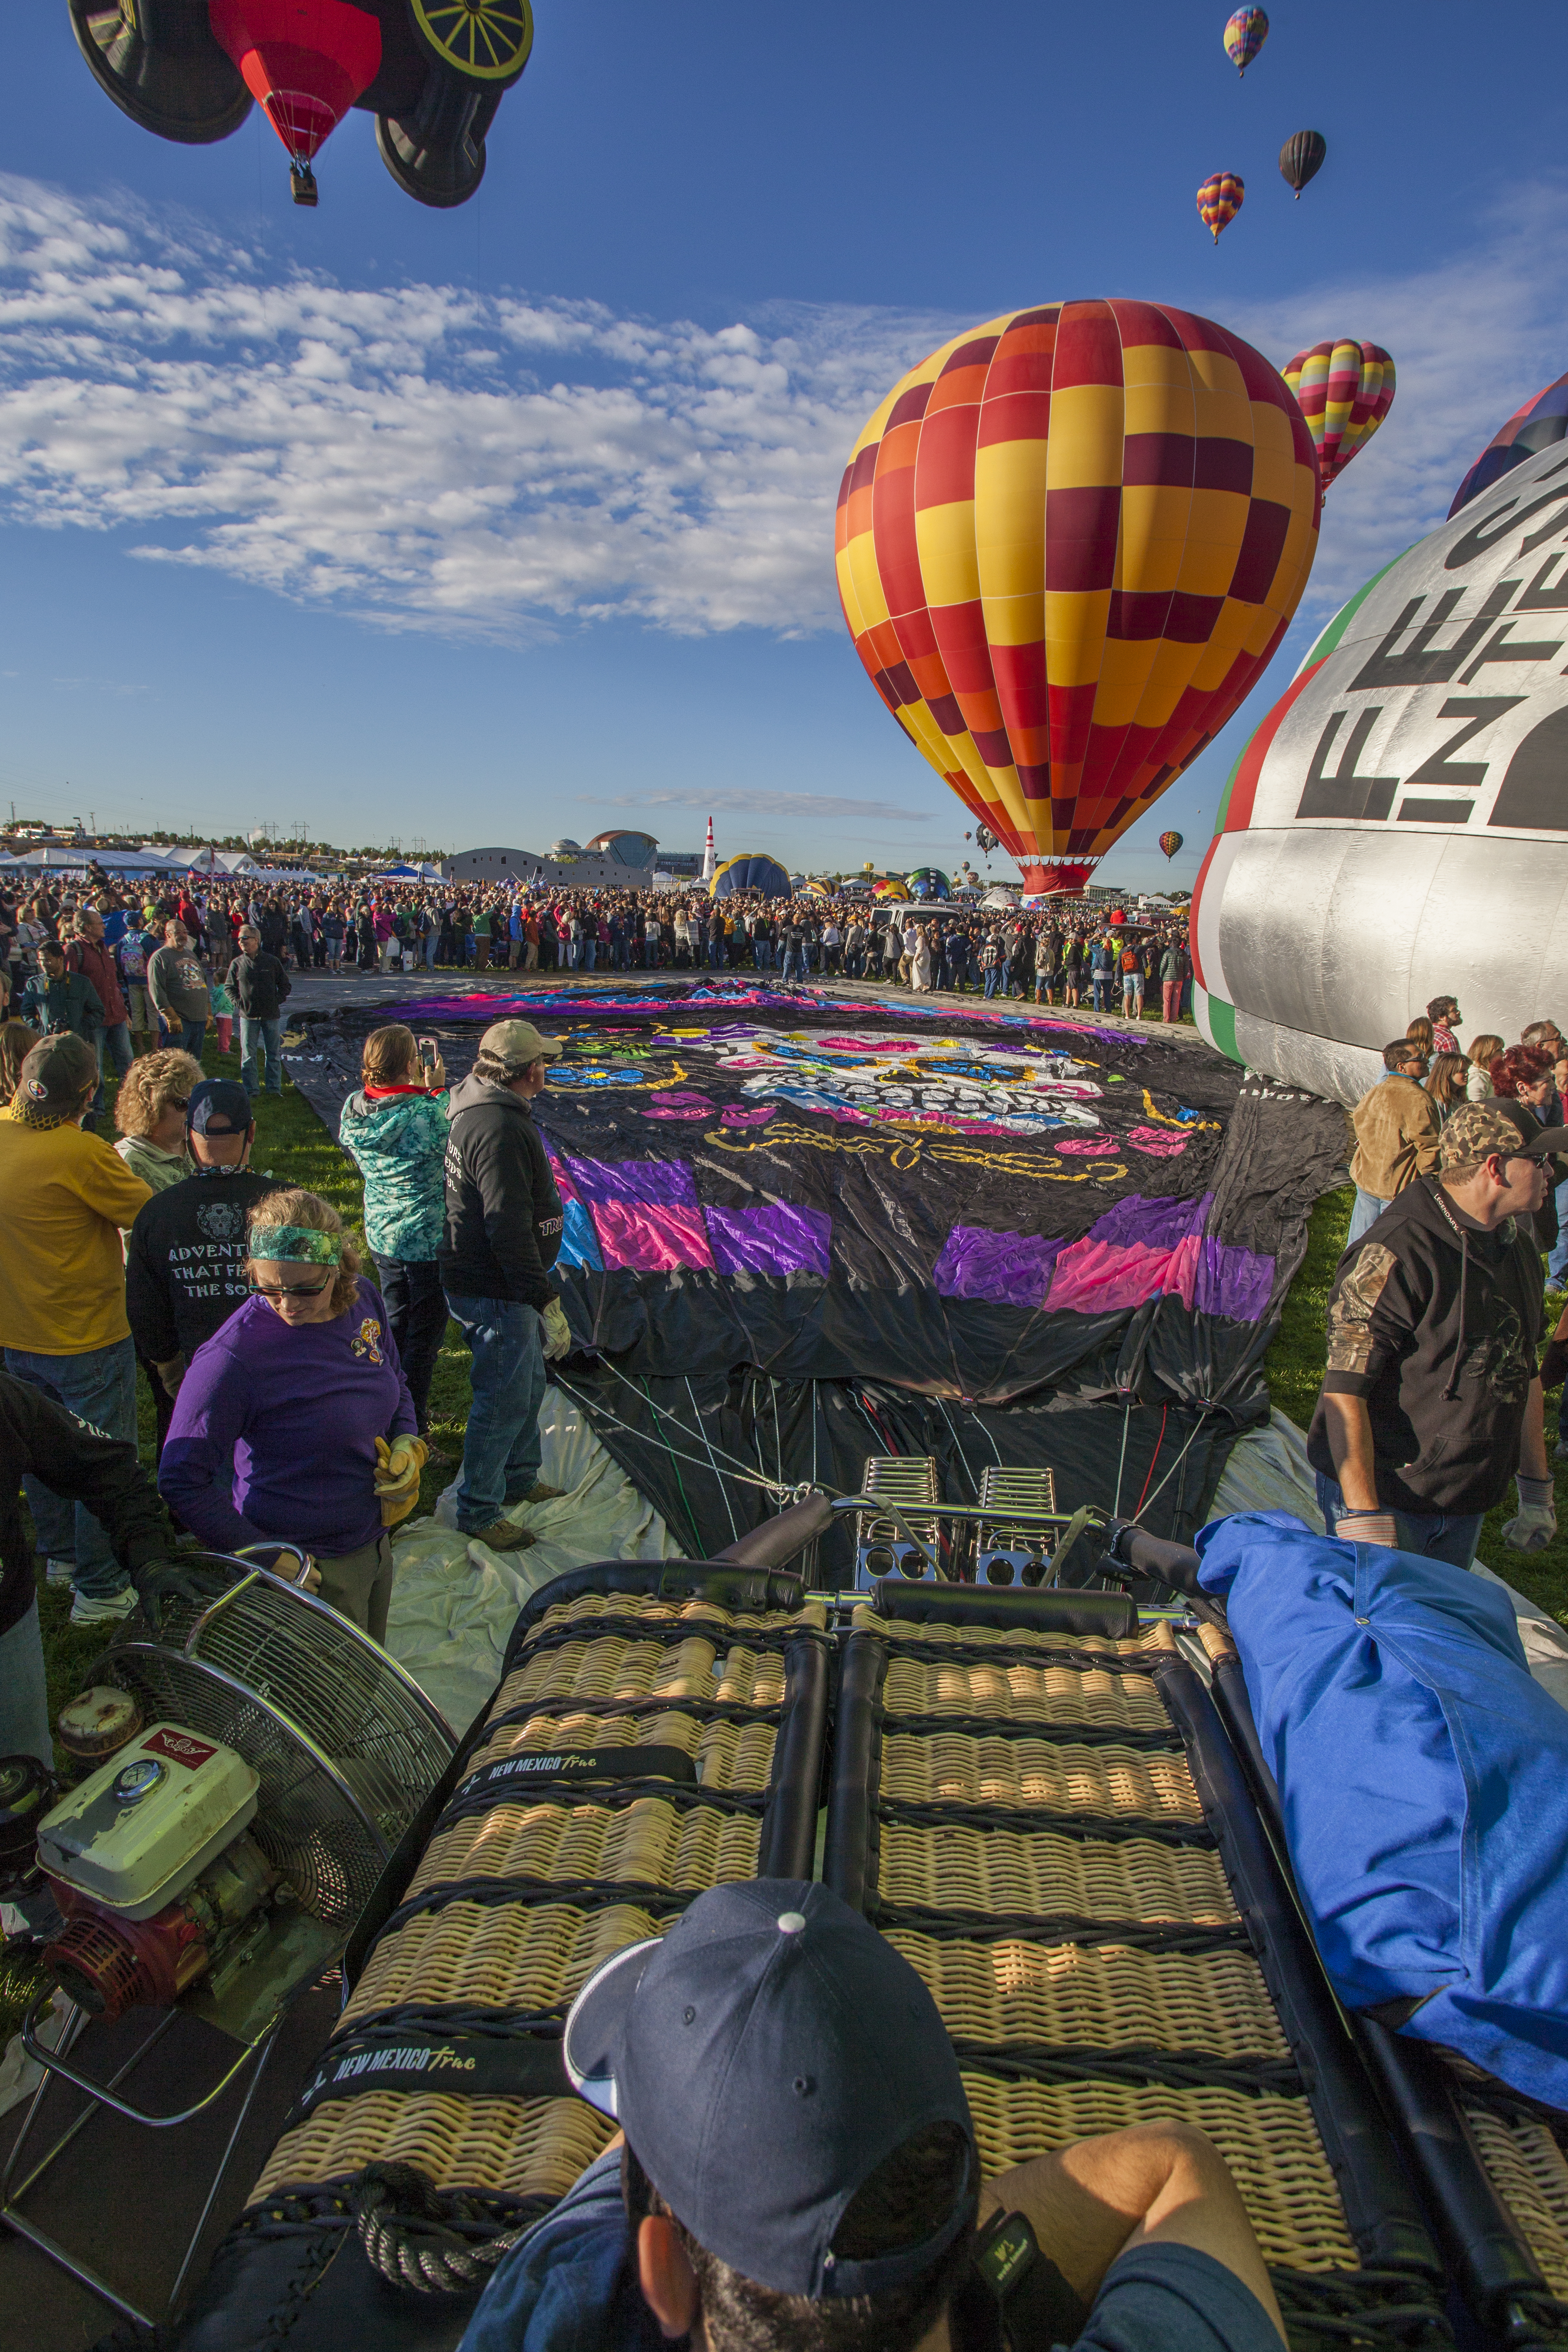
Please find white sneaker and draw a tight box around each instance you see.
[69,1586,139,1626]
[45,1558,75,1587]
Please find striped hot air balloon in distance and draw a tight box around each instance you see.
[1159,830,1184,861]
[1222,7,1269,76]
[1282,341,1396,490]
[1197,171,1245,243]
[1279,129,1326,199]
[835,299,1322,896]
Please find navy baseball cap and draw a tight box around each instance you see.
[562,1880,976,2300]
[187,1078,254,1135]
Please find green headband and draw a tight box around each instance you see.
[248,1223,345,1265]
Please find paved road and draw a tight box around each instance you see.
[285,967,1219,1056]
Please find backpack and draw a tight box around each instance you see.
[1121,948,1139,973]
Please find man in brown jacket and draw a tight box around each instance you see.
[1347,1039,1440,1247]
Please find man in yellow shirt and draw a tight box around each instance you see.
[0,1034,154,1622]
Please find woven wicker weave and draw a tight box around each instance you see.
[407,1796,761,1902]
[876,1823,1235,1926]
[341,1901,667,2029]
[961,2074,1357,2272]
[1462,2107,1568,2299]
[854,1608,1175,1658]
[254,2091,611,2203]
[532,1592,826,1636]
[466,1710,778,1794]
[492,1638,791,1711]
[880,1658,1170,1732]
[880,1734,1202,1824]
[889,1933,1290,2062]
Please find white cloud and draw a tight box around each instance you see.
[595,786,926,823]
[0,175,952,638]
[0,173,1565,644]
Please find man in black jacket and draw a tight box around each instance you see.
[0,1372,198,1762]
[440,1020,569,1551]
[1307,1101,1562,1568]
[126,1078,279,1415]
[226,923,291,1099]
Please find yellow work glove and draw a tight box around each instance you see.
[540,1299,572,1361]
[374,1435,429,1527]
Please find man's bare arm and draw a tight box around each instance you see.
[1320,1390,1379,1510]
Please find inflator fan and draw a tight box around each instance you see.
[31,1553,455,2040]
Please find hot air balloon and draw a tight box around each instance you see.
[835,299,1321,896]
[1222,7,1268,76]
[1282,341,1396,491]
[1158,830,1184,862]
[1449,367,1568,517]
[711,854,791,902]
[873,878,912,902]
[1279,130,1326,199]
[1197,172,1245,244]
[907,868,951,900]
[69,0,533,208]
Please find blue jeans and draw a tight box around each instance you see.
[444,1292,548,1532]
[4,1337,138,1597]
[1091,973,1109,1011]
[424,933,438,967]
[163,1013,208,1059]
[780,950,800,985]
[1316,1472,1484,1571]
[240,1014,283,1094]
[983,968,1001,998]
[92,1018,135,1114]
[1549,1177,1568,1283]
[1347,1186,1388,1248]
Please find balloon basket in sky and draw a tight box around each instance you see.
[68,0,533,207]
[837,299,1322,902]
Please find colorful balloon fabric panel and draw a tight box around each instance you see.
[1282,340,1396,489]
[1448,367,1568,518]
[836,298,1320,896]
[1197,171,1245,242]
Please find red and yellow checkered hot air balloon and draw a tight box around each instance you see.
[835,300,1321,895]
[1282,339,1396,491]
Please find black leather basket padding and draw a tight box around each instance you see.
[160,2218,472,2352]
[869,1579,1138,1639]
[502,1558,807,1674]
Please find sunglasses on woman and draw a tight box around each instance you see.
[248,1273,334,1299]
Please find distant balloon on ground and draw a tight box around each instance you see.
[1449,368,1568,517]
[1222,7,1269,75]
[1158,830,1184,862]
[1197,172,1245,243]
[1279,130,1326,198]
[907,868,951,900]
[711,854,790,901]
[1282,341,1395,490]
[874,878,912,901]
[836,298,1321,896]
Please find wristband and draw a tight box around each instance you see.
[1515,1475,1554,1508]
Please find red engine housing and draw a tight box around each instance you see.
[44,1883,211,2021]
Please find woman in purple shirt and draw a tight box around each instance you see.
[160,1188,426,1643]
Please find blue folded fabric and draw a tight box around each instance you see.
[1197,1511,1568,2109]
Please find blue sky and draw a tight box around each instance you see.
[1,3,1565,885]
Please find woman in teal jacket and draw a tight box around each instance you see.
[339,1024,451,1440]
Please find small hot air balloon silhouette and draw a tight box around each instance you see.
[1283,341,1396,490]
[1158,830,1184,862]
[1222,6,1269,76]
[1197,171,1245,243]
[1279,130,1327,199]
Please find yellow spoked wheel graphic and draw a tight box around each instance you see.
[410,0,534,81]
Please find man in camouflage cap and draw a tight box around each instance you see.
[1308,1097,1566,1566]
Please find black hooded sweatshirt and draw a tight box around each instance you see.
[1307,1176,1545,1516]
[0,1373,171,1638]
[439,1075,563,1309]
